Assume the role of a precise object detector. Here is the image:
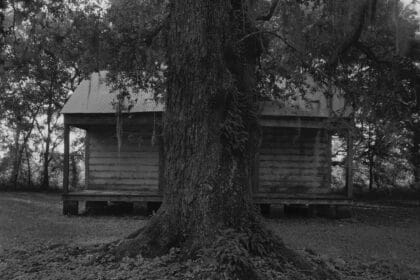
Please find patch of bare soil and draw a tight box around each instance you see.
[0,192,419,279]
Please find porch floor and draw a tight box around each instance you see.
[63,190,352,205]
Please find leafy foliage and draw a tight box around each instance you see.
[0,0,101,188]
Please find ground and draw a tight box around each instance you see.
[0,192,419,279]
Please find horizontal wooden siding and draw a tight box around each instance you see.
[258,127,332,197]
[87,127,159,194]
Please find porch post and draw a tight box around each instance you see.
[63,123,70,193]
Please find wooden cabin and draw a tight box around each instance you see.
[61,72,353,215]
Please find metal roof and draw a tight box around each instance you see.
[61,71,164,114]
[260,75,351,118]
[62,72,350,118]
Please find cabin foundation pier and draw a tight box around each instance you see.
[255,201,353,219]
[63,200,79,215]
[85,201,107,214]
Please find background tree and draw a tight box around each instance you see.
[1,0,104,189]
[341,0,420,190]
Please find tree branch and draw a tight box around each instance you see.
[238,30,298,54]
[142,16,169,46]
[354,42,388,65]
[326,0,371,70]
[256,0,280,21]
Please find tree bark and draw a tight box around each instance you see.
[161,0,260,242]
[116,0,264,257]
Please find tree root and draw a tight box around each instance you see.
[94,216,340,280]
[112,211,178,259]
[192,226,340,280]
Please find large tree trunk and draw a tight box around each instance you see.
[161,0,260,245]
[116,1,262,257]
[109,2,340,279]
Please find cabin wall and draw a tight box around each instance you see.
[257,127,332,198]
[86,126,159,194]
[83,125,339,199]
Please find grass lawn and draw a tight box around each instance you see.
[0,192,419,279]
